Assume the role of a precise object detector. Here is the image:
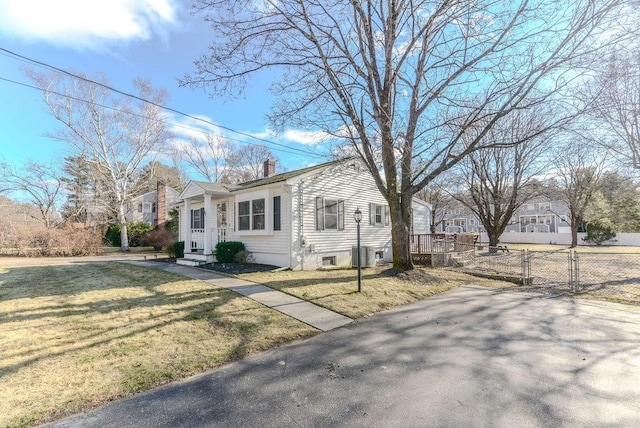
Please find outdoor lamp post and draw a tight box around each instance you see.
[354,207,362,292]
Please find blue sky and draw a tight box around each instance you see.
[0,0,328,178]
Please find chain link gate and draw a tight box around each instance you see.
[451,245,640,301]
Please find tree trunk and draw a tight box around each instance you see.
[389,196,414,270]
[488,230,501,248]
[570,224,579,248]
[118,203,130,252]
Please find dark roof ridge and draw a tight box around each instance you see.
[236,157,358,189]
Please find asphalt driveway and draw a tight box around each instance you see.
[50,286,640,427]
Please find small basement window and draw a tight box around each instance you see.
[322,256,336,266]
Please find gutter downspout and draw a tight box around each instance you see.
[298,180,304,271]
[281,183,293,270]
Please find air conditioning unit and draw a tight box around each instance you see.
[352,246,376,268]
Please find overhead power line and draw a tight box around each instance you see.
[0,76,320,158]
[0,47,326,159]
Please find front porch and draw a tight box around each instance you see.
[177,181,235,266]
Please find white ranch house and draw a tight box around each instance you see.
[177,158,431,270]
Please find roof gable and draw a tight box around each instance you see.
[179,181,236,199]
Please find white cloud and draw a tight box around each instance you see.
[0,0,177,49]
[169,114,225,142]
[282,129,333,146]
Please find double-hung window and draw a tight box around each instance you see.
[252,199,265,230]
[369,203,390,226]
[191,208,205,229]
[315,197,344,230]
[238,198,266,231]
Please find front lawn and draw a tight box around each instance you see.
[0,263,317,427]
[239,265,513,319]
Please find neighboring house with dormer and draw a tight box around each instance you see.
[503,198,572,233]
[437,198,572,235]
[176,158,431,270]
[437,203,485,234]
[125,181,181,228]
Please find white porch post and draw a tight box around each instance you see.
[183,198,191,252]
[203,194,212,255]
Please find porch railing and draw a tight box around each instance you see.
[189,228,205,251]
[211,227,231,246]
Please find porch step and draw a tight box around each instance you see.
[177,258,208,267]
[177,253,214,267]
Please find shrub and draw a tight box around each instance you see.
[234,249,254,264]
[583,221,617,246]
[140,228,174,251]
[165,208,180,235]
[173,241,185,259]
[0,225,103,257]
[105,222,154,247]
[215,241,245,263]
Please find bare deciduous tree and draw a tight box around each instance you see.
[180,133,236,182]
[586,50,640,169]
[184,0,633,269]
[452,111,550,247]
[415,180,453,234]
[550,140,608,247]
[28,70,172,251]
[226,144,280,183]
[0,159,64,228]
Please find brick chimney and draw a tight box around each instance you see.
[156,180,166,229]
[263,159,276,178]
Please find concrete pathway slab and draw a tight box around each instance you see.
[50,286,640,428]
[125,261,352,332]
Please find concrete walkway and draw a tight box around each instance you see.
[126,261,353,332]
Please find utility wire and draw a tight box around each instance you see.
[0,76,320,158]
[0,47,326,158]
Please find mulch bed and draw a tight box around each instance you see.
[199,262,281,275]
[381,267,443,284]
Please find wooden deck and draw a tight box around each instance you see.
[410,233,478,254]
[410,233,479,266]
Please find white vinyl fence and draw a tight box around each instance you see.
[480,232,640,247]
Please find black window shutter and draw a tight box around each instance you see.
[385,206,390,226]
[369,203,375,225]
[316,197,324,230]
[273,196,281,231]
[338,200,344,230]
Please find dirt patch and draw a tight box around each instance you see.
[200,262,281,275]
[381,267,443,285]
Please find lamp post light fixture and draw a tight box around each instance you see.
[354,207,363,293]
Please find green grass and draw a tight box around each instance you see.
[0,263,317,427]
[239,265,513,319]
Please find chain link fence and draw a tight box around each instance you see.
[433,244,640,302]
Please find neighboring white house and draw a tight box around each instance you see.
[177,158,431,270]
[125,181,181,228]
[437,199,573,235]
